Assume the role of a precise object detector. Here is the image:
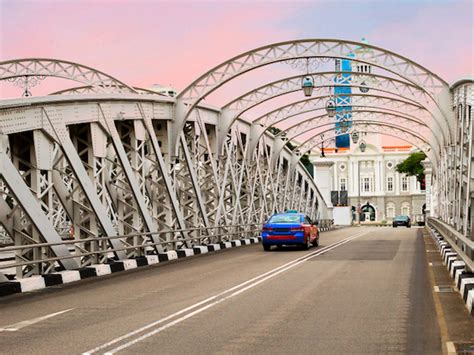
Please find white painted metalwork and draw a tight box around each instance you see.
[0,39,471,279]
[0,58,136,95]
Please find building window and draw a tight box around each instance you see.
[401,176,408,192]
[340,177,347,191]
[387,176,394,192]
[401,202,410,216]
[362,177,372,192]
[386,202,395,218]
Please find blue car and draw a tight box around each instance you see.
[261,211,319,251]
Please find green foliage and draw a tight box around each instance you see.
[395,151,426,182]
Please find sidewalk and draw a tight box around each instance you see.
[422,229,474,354]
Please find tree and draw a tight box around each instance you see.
[395,151,426,183]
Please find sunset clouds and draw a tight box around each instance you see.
[1,0,472,102]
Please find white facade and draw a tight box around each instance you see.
[311,134,426,223]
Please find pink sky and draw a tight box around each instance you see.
[1,0,473,147]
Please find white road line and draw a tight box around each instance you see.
[84,230,366,354]
[84,229,370,354]
[0,308,74,332]
[446,341,456,354]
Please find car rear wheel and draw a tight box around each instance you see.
[262,243,271,251]
[302,237,311,250]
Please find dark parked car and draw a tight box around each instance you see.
[392,215,411,228]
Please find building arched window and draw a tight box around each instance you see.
[386,202,396,218]
[401,202,410,216]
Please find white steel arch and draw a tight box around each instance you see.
[179,39,448,103]
[176,39,452,152]
[267,109,441,154]
[217,72,450,148]
[295,121,434,158]
[0,58,136,94]
[285,122,437,167]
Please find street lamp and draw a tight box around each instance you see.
[351,130,360,144]
[359,82,369,93]
[325,98,336,117]
[302,76,314,97]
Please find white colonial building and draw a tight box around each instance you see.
[311,133,426,223]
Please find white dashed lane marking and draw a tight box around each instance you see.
[0,308,74,332]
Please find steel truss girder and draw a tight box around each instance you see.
[41,108,127,259]
[0,152,79,270]
[0,58,136,94]
[135,103,190,240]
[97,105,162,252]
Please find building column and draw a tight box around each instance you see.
[313,161,335,208]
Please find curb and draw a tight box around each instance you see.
[0,237,261,298]
[428,227,474,316]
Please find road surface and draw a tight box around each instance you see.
[0,227,441,354]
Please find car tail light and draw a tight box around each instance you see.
[290,225,304,232]
[263,226,272,231]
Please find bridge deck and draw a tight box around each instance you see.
[0,227,457,354]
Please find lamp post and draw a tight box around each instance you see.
[320,134,325,158]
[356,139,367,225]
[357,159,361,225]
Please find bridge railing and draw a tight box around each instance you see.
[0,223,262,278]
[316,219,335,232]
[427,217,474,272]
[1,219,337,278]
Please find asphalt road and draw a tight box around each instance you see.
[0,227,441,354]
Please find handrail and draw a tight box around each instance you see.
[427,217,474,272]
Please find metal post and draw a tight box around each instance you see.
[357,160,361,225]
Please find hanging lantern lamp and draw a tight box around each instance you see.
[302,76,314,97]
[326,99,336,117]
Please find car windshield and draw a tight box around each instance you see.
[268,215,301,223]
[394,216,408,221]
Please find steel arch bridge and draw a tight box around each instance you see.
[0,39,473,280]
